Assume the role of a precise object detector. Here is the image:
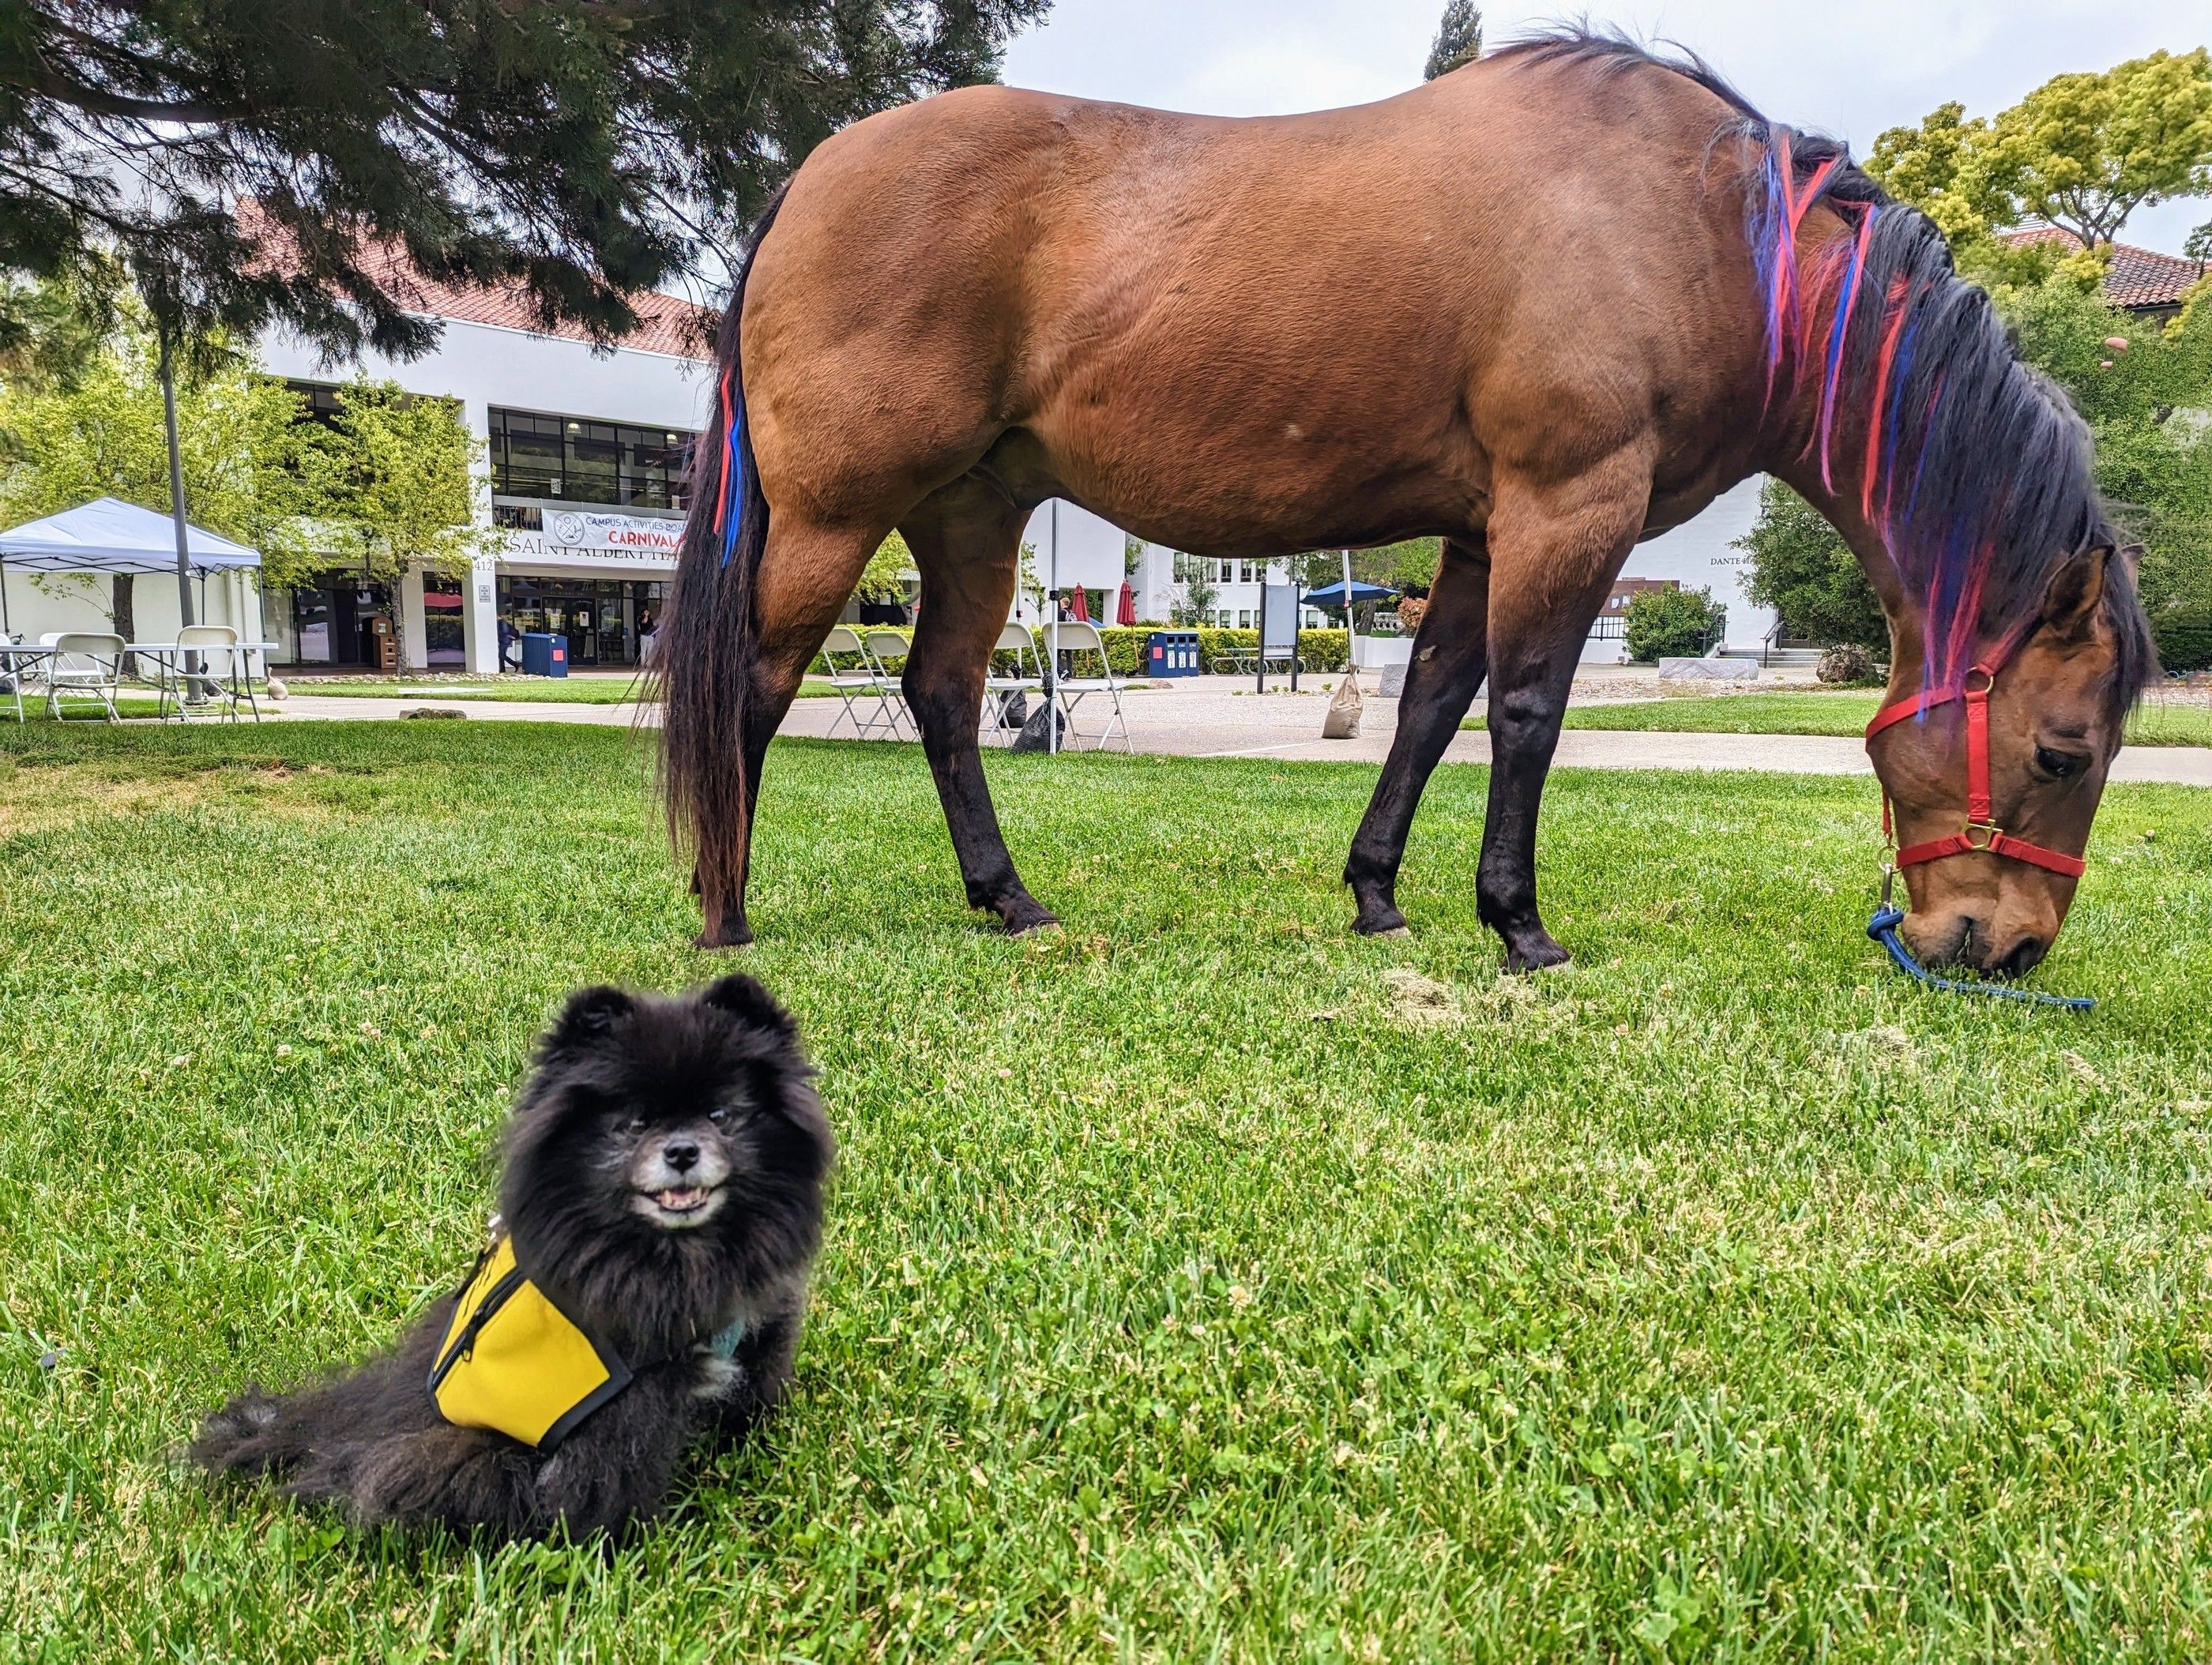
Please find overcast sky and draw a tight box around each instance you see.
[999,0,2210,254]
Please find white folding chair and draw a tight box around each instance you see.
[45,633,126,722]
[860,629,919,740]
[157,624,258,723]
[1051,621,1132,753]
[981,622,1044,744]
[811,626,884,739]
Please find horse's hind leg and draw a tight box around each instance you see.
[696,517,881,948]
[1345,536,1491,934]
[898,480,1057,935]
[1477,455,1651,972]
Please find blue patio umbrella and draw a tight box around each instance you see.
[1302,577,1398,611]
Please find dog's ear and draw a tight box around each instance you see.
[547,985,634,1050]
[698,973,797,1040]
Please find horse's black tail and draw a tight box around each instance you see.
[660,187,788,943]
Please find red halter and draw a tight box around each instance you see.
[1863,641,2086,881]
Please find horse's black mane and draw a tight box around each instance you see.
[1490,28,2157,712]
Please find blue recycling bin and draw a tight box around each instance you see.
[1146,630,1200,678]
[520,632,569,678]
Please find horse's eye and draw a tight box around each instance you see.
[2034,746,2085,780]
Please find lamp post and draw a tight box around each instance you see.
[159,331,205,701]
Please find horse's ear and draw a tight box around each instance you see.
[2041,546,2109,641]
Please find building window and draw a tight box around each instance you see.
[487,408,695,510]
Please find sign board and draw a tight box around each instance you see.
[499,509,684,572]
[1259,584,1299,654]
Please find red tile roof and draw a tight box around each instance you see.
[1998,227,2206,311]
[241,201,715,358]
[347,239,714,358]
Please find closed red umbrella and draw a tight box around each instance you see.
[1069,584,1091,622]
[1115,581,1137,626]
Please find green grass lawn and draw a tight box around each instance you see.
[1464,688,2212,747]
[4,726,2211,1659]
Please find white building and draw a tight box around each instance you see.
[256,273,713,675]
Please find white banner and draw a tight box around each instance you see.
[499,510,685,571]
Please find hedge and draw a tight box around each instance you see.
[836,625,1352,678]
[2154,608,2212,675]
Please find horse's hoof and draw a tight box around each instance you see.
[1002,901,1060,937]
[1502,930,1570,974]
[1352,904,1409,937]
[694,917,755,950]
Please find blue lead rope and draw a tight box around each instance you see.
[1866,904,2095,1011]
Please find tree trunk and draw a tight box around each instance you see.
[111,573,137,678]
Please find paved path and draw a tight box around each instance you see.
[257,682,2212,787]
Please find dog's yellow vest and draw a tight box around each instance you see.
[427,1235,631,1452]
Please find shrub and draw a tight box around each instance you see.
[2154,607,2212,674]
[1816,645,1881,686]
[1623,585,1725,661]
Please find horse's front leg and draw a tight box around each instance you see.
[1345,537,1491,934]
[1477,457,1651,972]
[900,483,1059,935]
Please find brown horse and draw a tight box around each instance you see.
[662,32,2156,976]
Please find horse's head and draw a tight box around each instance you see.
[1867,546,2135,977]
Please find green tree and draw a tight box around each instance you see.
[0,1,1048,361]
[856,531,916,604]
[1623,584,1725,661]
[299,381,495,674]
[0,308,314,641]
[1866,102,2013,248]
[1869,50,2212,254]
[1169,554,1217,626]
[1424,2,1483,81]
[1736,480,1889,652]
[1986,50,2212,249]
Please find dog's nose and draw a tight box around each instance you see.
[662,1138,701,1174]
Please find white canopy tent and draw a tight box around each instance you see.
[0,497,260,636]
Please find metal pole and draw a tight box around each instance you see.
[1,556,10,636]
[160,333,201,701]
[1342,550,1356,681]
[1047,502,1059,756]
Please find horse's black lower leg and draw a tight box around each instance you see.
[1472,451,1651,972]
[901,487,1057,935]
[906,671,1057,933]
[1475,643,1584,971]
[1345,539,1490,934]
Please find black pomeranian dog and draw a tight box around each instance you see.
[190,975,833,1539]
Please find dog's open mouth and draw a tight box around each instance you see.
[633,1185,724,1226]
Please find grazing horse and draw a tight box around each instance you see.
[661,31,2155,975]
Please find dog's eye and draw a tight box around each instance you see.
[2034,745,2086,780]
[707,1107,728,1125]
[623,1114,647,1135]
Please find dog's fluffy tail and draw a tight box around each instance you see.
[189,1383,320,1479]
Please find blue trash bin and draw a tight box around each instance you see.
[520,632,569,678]
[1146,629,1200,678]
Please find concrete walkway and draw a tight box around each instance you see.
[255,679,2212,787]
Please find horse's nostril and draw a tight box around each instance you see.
[1999,936,2047,979]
